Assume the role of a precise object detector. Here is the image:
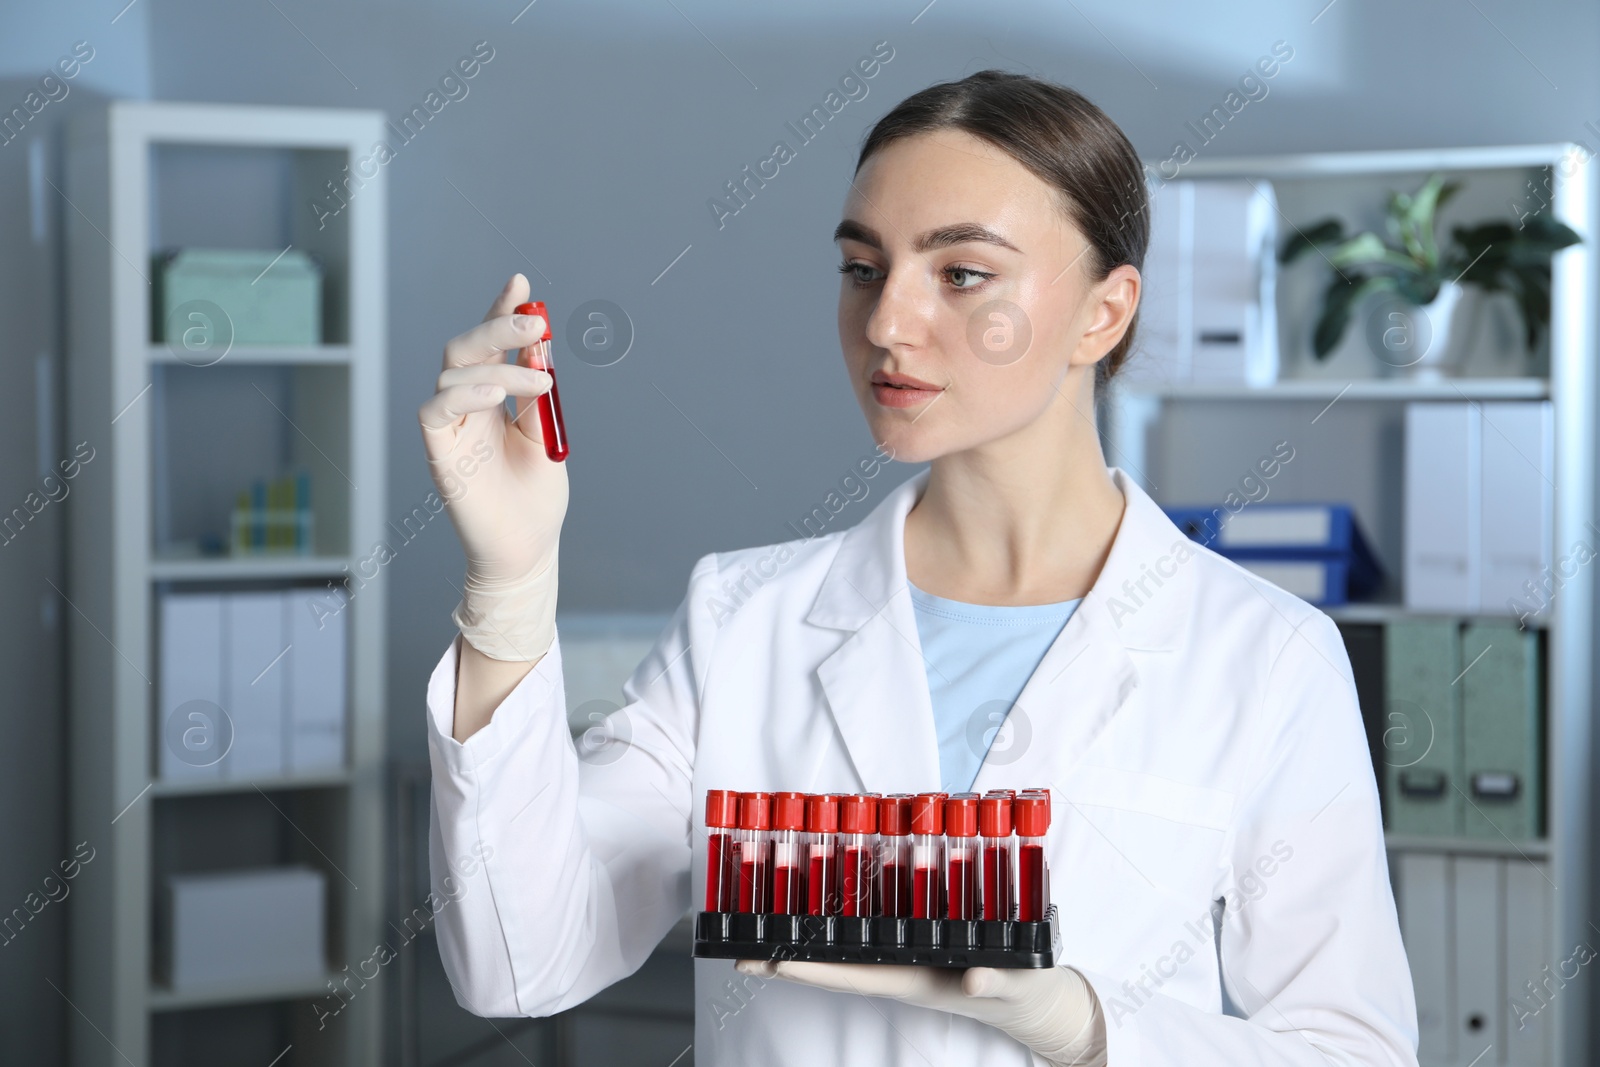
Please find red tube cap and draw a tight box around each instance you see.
[1015,794,1051,837]
[878,795,912,836]
[773,791,807,831]
[911,793,946,835]
[979,795,1013,838]
[705,789,740,830]
[513,300,553,341]
[737,792,772,831]
[805,793,840,834]
[840,794,878,835]
[946,793,980,837]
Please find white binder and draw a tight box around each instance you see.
[1479,402,1554,616]
[1503,860,1552,1065]
[286,588,348,773]
[1129,178,1278,386]
[224,591,287,778]
[1405,403,1479,611]
[1452,857,1502,1064]
[158,593,225,781]
[1396,852,1454,1064]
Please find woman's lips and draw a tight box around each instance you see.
[872,382,940,408]
[871,372,942,409]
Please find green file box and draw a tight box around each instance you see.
[1384,620,1461,836]
[153,248,323,346]
[1460,622,1543,840]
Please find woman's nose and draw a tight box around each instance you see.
[864,267,933,353]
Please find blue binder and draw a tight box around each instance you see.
[1164,503,1382,606]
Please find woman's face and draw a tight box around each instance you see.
[836,129,1139,464]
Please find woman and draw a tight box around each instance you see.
[419,71,1418,1065]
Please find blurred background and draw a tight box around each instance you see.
[4,0,1600,1064]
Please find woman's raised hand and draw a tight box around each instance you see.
[420,272,567,666]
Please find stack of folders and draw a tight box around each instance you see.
[1164,503,1381,607]
[158,588,348,782]
[1394,853,1549,1066]
[1405,402,1554,617]
[1383,619,1543,841]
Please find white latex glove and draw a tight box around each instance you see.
[736,958,1106,1066]
[419,273,568,662]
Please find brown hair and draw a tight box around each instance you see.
[855,70,1148,394]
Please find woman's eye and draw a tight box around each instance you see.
[945,266,994,290]
[837,261,882,287]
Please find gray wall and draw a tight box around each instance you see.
[3,0,1599,1061]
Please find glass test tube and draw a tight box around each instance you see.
[735,792,773,913]
[910,792,946,919]
[512,300,570,462]
[877,795,913,918]
[944,793,980,920]
[805,794,841,916]
[704,789,740,912]
[838,794,878,918]
[1015,791,1052,922]
[979,793,1014,921]
[770,792,807,915]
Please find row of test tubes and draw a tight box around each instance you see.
[704,789,1053,923]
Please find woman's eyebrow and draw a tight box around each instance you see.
[833,219,1021,254]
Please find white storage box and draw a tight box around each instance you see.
[162,866,326,989]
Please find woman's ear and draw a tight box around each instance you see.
[1072,264,1140,367]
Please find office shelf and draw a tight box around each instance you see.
[1324,601,1549,629]
[150,769,352,798]
[1107,143,1595,1067]
[148,344,354,366]
[149,552,350,582]
[148,972,337,1013]
[1120,377,1550,401]
[1384,833,1552,860]
[65,101,388,1067]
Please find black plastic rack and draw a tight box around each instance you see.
[692,906,1059,969]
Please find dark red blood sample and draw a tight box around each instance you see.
[807,851,834,916]
[841,845,873,917]
[982,844,1012,921]
[1019,843,1047,922]
[706,831,734,911]
[737,856,769,914]
[772,864,803,914]
[913,865,940,919]
[879,862,911,918]
[946,855,976,920]
[513,301,569,462]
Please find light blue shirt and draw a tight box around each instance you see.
[909,583,1082,793]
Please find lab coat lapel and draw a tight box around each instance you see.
[970,470,1194,793]
[808,471,943,794]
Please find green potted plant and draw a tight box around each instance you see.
[1279,172,1581,373]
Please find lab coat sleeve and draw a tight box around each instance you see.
[424,554,715,1018]
[1078,611,1420,1067]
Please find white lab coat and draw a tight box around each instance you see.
[426,467,1420,1066]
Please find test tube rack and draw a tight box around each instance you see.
[692,905,1060,969]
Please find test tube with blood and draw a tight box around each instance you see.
[979,793,1015,921]
[838,795,878,918]
[804,794,841,916]
[944,793,981,921]
[512,300,570,462]
[876,795,913,918]
[1015,790,1052,922]
[704,789,739,912]
[735,792,773,914]
[770,792,807,914]
[910,792,946,919]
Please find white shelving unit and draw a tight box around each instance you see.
[1108,144,1596,1067]
[64,102,387,1067]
